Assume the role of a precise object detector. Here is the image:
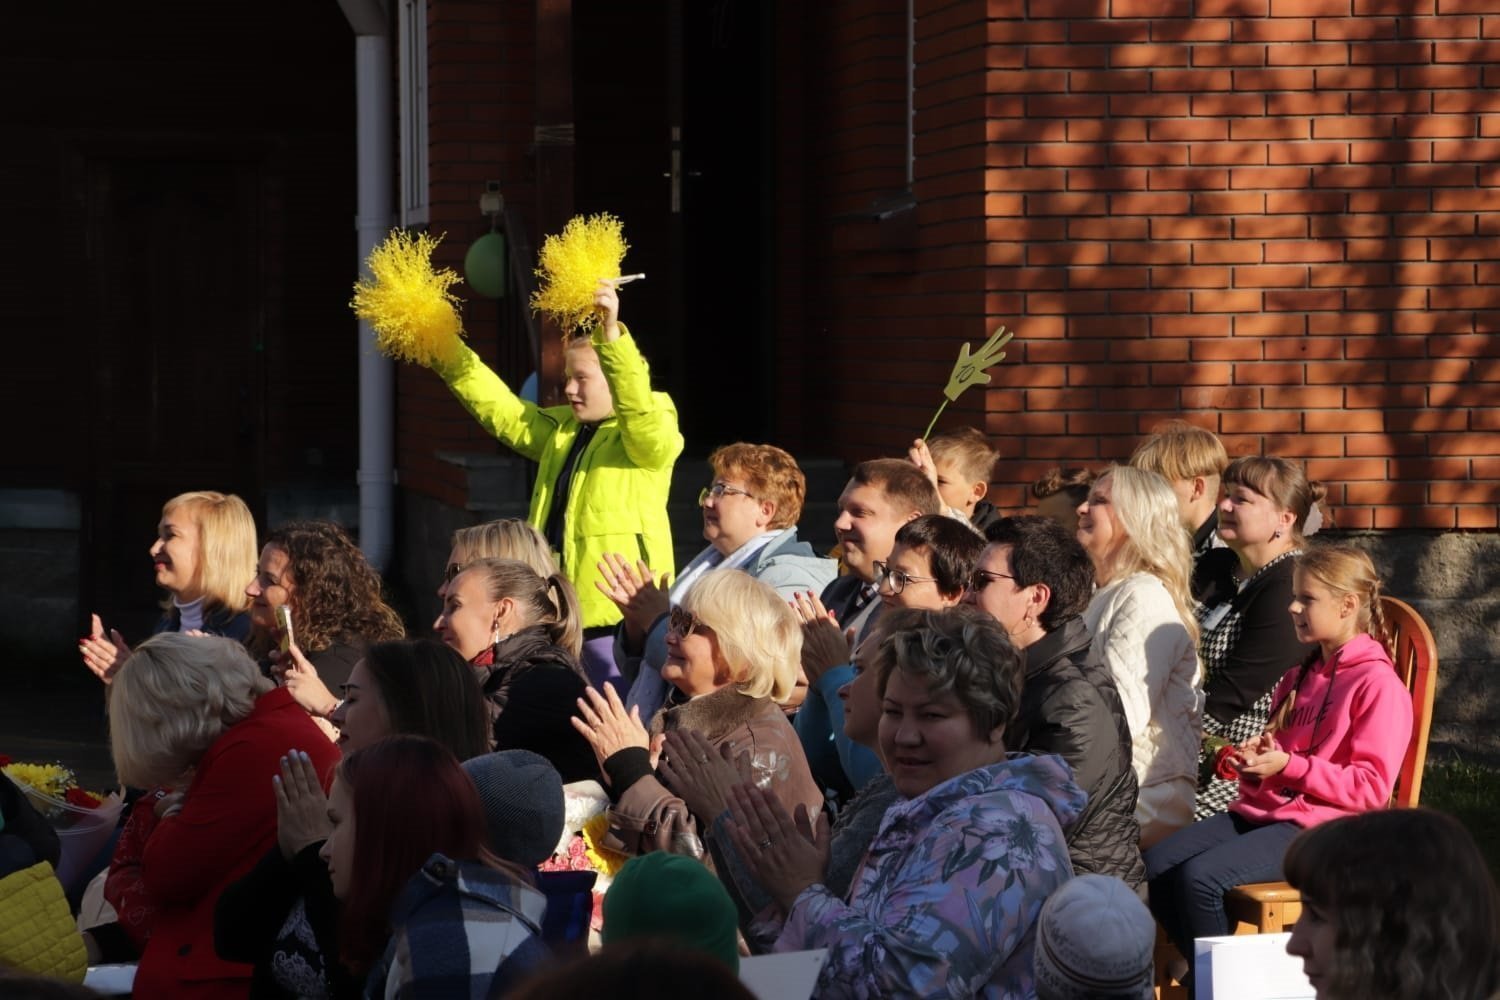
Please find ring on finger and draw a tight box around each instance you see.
[758,837,774,849]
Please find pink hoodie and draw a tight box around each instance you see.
[1231,632,1413,828]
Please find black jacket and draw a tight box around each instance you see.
[1011,618,1146,888]
[477,627,597,783]
[1195,548,1316,726]
[215,843,361,1000]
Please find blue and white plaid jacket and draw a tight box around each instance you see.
[364,854,550,999]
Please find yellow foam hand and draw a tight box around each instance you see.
[942,325,1012,402]
[923,325,1016,440]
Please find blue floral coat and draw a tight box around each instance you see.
[775,754,1084,999]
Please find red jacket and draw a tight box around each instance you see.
[133,686,339,999]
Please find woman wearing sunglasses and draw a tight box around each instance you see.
[569,571,822,890]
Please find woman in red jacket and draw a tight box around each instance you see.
[108,632,340,998]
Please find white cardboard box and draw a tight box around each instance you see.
[1193,932,1315,1000]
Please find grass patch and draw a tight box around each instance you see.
[1421,754,1500,879]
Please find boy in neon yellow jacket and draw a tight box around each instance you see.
[433,282,683,688]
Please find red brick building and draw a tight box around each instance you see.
[411,0,1500,531]
[2,2,1496,746]
[402,0,1498,747]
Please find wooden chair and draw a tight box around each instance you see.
[1223,595,1438,934]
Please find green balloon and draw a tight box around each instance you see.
[464,231,507,299]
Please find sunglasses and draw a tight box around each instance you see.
[968,569,1015,593]
[668,606,711,637]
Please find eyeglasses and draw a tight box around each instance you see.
[873,561,938,596]
[968,569,1015,593]
[698,483,757,506]
[667,606,711,637]
[443,562,463,583]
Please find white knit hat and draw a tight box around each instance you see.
[1034,874,1155,1000]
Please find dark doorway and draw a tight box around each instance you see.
[573,0,775,452]
[83,156,264,638]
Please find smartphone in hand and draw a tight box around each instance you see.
[274,604,295,655]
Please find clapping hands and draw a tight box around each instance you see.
[79,614,131,685]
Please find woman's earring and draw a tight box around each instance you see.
[1272,529,1283,541]
[491,623,502,646]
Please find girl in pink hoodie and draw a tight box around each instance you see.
[1145,544,1413,974]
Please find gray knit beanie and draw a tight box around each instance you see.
[461,750,565,868]
[1034,874,1156,1000]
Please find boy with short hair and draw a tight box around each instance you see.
[1129,420,1228,594]
[433,282,683,688]
[911,426,1001,530]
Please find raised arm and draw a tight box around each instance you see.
[431,341,559,464]
[590,285,683,472]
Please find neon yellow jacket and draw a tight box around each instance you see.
[434,325,683,628]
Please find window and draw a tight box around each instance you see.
[398,0,429,226]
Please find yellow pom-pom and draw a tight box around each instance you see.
[530,213,629,333]
[351,229,465,368]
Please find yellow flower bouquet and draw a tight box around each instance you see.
[2,756,124,894]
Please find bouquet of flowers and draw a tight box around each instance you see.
[0,757,113,825]
[2,755,123,894]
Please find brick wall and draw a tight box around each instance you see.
[397,0,538,509]
[778,0,1500,528]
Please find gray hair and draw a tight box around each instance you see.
[872,606,1022,741]
[110,633,272,788]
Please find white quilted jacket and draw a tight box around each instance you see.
[1083,572,1204,795]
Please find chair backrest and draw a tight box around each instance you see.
[1380,595,1438,807]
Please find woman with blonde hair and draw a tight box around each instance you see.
[571,570,822,886]
[1077,465,1203,847]
[80,490,259,682]
[436,557,595,781]
[109,633,339,998]
[439,518,559,599]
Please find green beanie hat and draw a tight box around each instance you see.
[602,852,740,972]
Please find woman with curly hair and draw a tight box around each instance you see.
[244,520,405,717]
[1077,465,1203,848]
[1283,808,1500,1000]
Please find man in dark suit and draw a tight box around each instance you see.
[794,458,942,799]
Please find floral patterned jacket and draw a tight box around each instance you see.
[775,754,1084,999]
